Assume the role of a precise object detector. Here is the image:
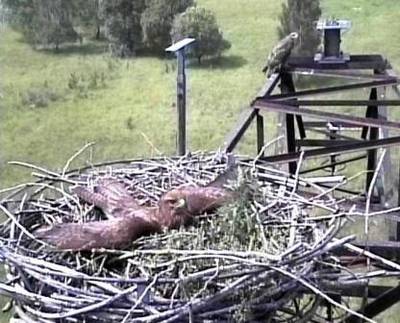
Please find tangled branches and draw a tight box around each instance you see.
[0,152,398,322]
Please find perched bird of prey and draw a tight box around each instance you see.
[262,32,299,78]
[35,177,234,251]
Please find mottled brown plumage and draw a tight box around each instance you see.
[71,179,143,218]
[34,216,159,250]
[35,177,234,251]
[162,185,234,215]
[262,32,299,78]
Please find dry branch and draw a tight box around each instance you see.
[0,152,397,322]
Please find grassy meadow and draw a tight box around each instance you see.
[1,0,400,186]
[1,0,400,321]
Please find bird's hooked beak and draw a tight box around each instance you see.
[162,194,186,210]
[290,32,299,39]
[174,198,186,209]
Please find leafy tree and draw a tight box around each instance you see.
[2,0,40,38]
[171,7,231,63]
[1,0,34,28]
[34,0,78,49]
[2,0,78,49]
[72,0,103,40]
[140,0,194,52]
[277,0,321,56]
[100,0,146,57]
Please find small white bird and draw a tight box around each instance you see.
[262,32,299,78]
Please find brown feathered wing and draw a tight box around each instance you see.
[71,178,143,218]
[34,216,158,250]
[35,179,161,250]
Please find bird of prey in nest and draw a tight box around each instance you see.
[262,32,299,78]
[35,175,236,251]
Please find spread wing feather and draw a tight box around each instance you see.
[72,179,142,218]
[35,216,160,251]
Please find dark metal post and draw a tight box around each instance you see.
[176,51,186,155]
[397,160,400,240]
[256,111,265,155]
[166,38,195,156]
[280,72,297,174]
[328,123,338,175]
[346,284,400,323]
[365,88,378,194]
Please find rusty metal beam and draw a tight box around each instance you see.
[300,284,392,299]
[307,127,362,141]
[303,121,364,128]
[296,139,361,147]
[318,184,363,196]
[223,108,256,153]
[274,100,400,106]
[300,154,366,175]
[292,69,394,80]
[264,78,398,101]
[280,72,299,174]
[286,55,387,70]
[254,101,400,130]
[256,73,280,98]
[259,136,400,164]
[256,112,264,155]
[336,240,400,259]
[345,284,400,322]
[365,88,379,193]
[223,75,280,153]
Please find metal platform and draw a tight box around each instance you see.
[223,54,400,321]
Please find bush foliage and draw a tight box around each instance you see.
[171,7,231,63]
[3,0,78,49]
[141,0,194,53]
[2,0,230,59]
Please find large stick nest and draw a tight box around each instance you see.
[0,152,395,322]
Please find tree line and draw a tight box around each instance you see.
[2,0,322,61]
[2,0,231,62]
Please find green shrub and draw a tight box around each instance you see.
[67,62,111,98]
[171,7,231,63]
[22,87,61,108]
[141,0,195,52]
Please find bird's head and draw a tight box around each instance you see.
[159,189,187,212]
[289,32,299,40]
[158,188,191,228]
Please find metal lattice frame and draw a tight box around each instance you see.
[223,54,400,321]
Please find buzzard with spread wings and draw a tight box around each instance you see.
[35,177,234,251]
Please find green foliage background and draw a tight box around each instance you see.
[171,6,231,63]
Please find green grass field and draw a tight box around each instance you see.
[1,0,400,186]
[1,0,400,321]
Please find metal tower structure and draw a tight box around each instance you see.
[223,20,400,321]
